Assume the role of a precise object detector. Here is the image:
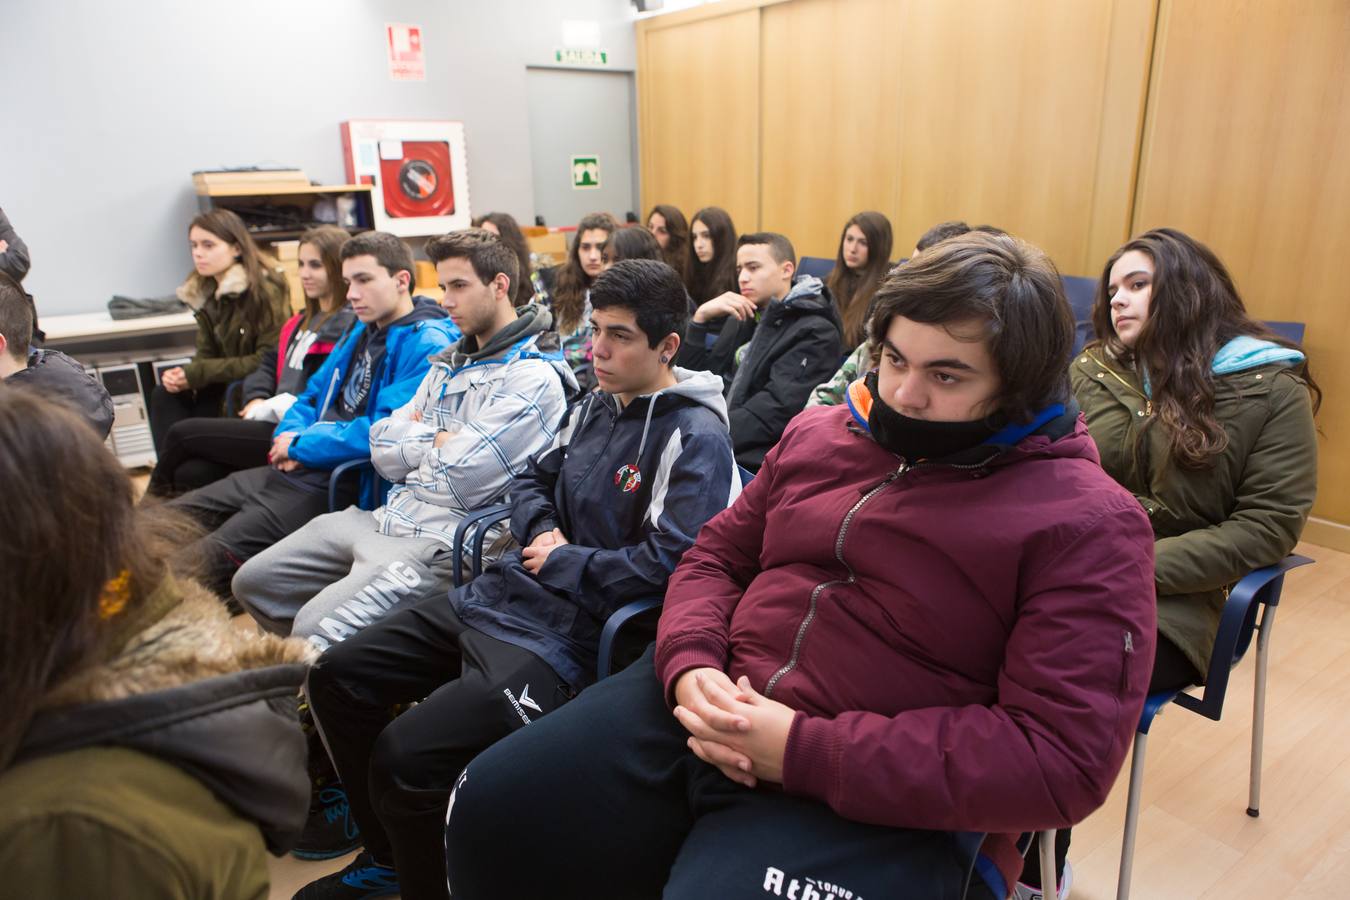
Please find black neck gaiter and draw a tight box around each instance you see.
[864,371,1000,462]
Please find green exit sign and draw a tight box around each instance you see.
[555,48,609,66]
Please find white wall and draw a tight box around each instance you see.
[0,0,636,315]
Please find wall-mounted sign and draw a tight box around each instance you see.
[387,23,426,81]
[571,156,600,190]
[554,48,609,66]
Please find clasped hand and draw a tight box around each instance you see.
[521,527,569,575]
[672,668,796,788]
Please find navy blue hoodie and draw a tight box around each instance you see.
[453,367,739,688]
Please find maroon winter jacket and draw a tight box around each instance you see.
[656,403,1156,892]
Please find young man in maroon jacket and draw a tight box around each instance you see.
[443,232,1157,900]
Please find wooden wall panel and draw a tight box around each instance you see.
[759,0,903,259]
[1133,0,1350,525]
[636,9,761,234]
[893,0,1148,275]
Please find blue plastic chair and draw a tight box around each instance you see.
[327,458,373,513]
[1264,320,1306,344]
[451,467,756,679]
[1061,275,1097,354]
[796,256,835,280]
[1115,554,1314,899]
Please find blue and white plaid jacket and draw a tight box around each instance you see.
[369,305,578,546]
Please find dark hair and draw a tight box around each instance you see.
[589,259,690,355]
[1091,227,1322,468]
[187,209,282,335]
[646,204,691,283]
[426,228,520,294]
[736,232,797,269]
[604,226,664,264]
[0,390,202,769]
[297,225,350,325]
[471,212,535,306]
[868,231,1074,423]
[553,212,619,334]
[340,231,415,285]
[914,221,972,253]
[828,211,894,347]
[0,273,33,360]
[687,207,738,302]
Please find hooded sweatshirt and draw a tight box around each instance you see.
[370,304,579,546]
[275,296,459,506]
[682,275,844,470]
[0,578,314,899]
[7,348,114,437]
[454,366,739,689]
[240,306,357,406]
[655,400,1157,896]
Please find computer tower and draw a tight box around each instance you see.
[96,363,156,468]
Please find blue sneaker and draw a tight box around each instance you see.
[292,851,399,899]
[291,785,362,861]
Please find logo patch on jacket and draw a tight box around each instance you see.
[614,463,642,494]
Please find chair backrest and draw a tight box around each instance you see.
[1061,275,1097,355]
[1263,320,1306,344]
[797,256,835,280]
[1172,554,1314,721]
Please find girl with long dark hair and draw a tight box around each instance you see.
[647,204,691,284]
[826,210,893,349]
[532,211,618,391]
[1022,227,1321,899]
[686,206,738,303]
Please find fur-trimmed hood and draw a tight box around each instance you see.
[14,579,315,853]
[177,262,251,310]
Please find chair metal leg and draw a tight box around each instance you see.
[1039,829,1057,898]
[1116,729,1150,900]
[1248,607,1278,817]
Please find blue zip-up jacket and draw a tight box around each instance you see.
[453,367,740,689]
[275,296,458,507]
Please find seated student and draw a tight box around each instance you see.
[149,225,356,495]
[647,203,691,284]
[233,229,577,650]
[0,272,113,436]
[1014,228,1323,900]
[681,232,842,470]
[444,232,1158,900]
[470,212,535,306]
[150,209,291,455]
[169,232,458,598]
[0,390,313,899]
[807,219,973,408]
[603,222,665,267]
[827,210,894,350]
[685,206,738,303]
[531,211,617,392]
[297,259,739,900]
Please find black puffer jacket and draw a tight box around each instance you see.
[8,348,114,437]
[682,275,842,469]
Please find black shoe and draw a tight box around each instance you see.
[292,851,398,900]
[291,784,362,861]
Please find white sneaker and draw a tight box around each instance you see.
[1012,860,1072,900]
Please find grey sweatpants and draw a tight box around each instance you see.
[232,507,458,652]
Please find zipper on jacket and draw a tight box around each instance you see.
[1086,352,1153,416]
[763,462,911,697]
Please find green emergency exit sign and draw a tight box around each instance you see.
[555,48,609,66]
[571,156,600,189]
